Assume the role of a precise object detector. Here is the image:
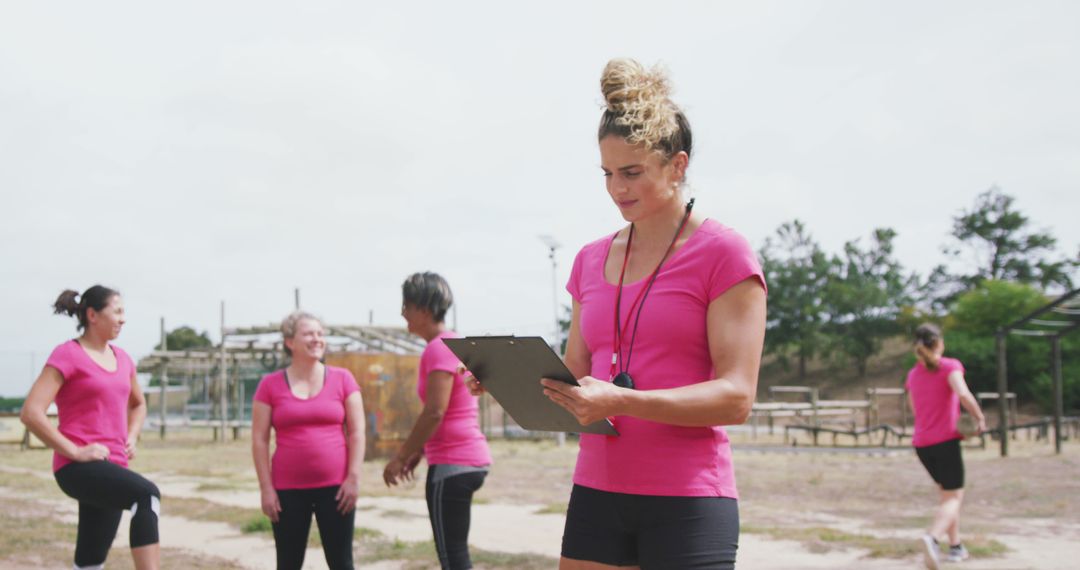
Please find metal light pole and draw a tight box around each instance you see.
[539,234,565,447]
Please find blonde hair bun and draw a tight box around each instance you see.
[600,58,679,151]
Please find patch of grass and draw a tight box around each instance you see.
[0,498,74,563]
[355,526,384,539]
[748,525,919,558]
[357,536,437,563]
[195,480,251,492]
[0,495,244,570]
[742,525,1008,560]
[240,515,273,534]
[533,502,567,515]
[379,508,425,519]
[966,535,1008,558]
[163,496,263,528]
[0,468,61,497]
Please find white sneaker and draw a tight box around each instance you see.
[921,534,941,569]
[945,544,970,562]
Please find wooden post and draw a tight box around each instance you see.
[219,301,228,442]
[1052,336,1064,455]
[996,332,1009,457]
[159,317,168,439]
[235,359,243,439]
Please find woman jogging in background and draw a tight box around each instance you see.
[20,285,161,570]
[384,272,492,570]
[907,323,988,569]
[252,311,365,570]
[484,58,768,569]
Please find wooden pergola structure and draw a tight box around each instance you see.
[995,288,1080,456]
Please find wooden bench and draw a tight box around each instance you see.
[187,419,250,441]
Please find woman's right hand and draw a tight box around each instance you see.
[260,488,282,523]
[72,443,110,463]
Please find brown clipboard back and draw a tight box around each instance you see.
[443,336,618,436]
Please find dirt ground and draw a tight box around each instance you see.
[1,431,1078,569]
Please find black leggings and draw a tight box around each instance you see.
[273,485,355,570]
[53,460,161,568]
[425,465,488,570]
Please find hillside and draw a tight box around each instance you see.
[757,336,914,401]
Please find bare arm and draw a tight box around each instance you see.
[948,370,987,430]
[384,371,453,486]
[543,277,767,427]
[20,366,109,462]
[250,401,281,521]
[617,278,766,426]
[125,373,148,458]
[336,391,365,512]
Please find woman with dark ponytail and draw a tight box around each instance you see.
[20,286,161,570]
[906,323,987,569]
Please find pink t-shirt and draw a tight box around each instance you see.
[45,340,134,472]
[418,331,491,466]
[253,366,360,490]
[567,219,766,498]
[906,357,965,448]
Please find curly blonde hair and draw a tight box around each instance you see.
[598,58,692,160]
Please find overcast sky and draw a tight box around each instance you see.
[2,1,1078,396]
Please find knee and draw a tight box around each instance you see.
[130,480,161,517]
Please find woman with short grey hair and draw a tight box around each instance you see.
[384,272,491,570]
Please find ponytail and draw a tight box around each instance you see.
[53,289,80,317]
[53,285,119,331]
[913,323,943,371]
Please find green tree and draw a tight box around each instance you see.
[760,220,831,380]
[943,280,1055,404]
[823,228,915,377]
[150,326,213,387]
[933,186,1077,306]
[155,326,213,351]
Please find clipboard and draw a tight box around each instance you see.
[443,336,618,436]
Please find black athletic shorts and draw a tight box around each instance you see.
[915,438,965,491]
[561,484,739,569]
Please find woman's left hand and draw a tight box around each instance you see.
[125,435,137,460]
[541,376,625,426]
[335,473,360,513]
